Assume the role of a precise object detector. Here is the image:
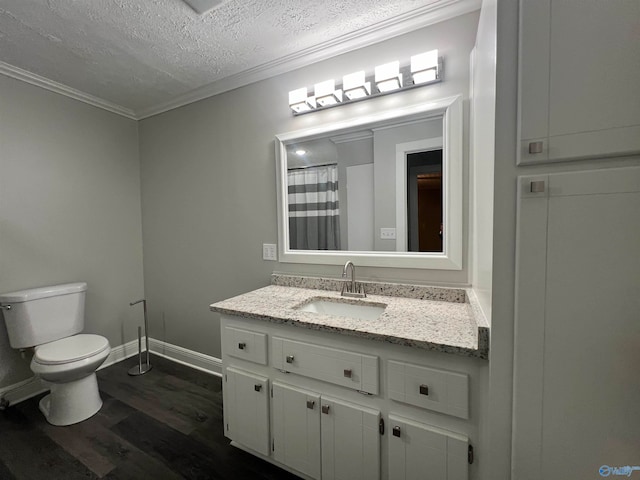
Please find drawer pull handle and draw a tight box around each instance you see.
[238,342,247,350]
[306,400,315,410]
[392,426,401,438]
[343,369,352,378]
[321,405,330,415]
[286,355,295,364]
[528,141,544,154]
[419,384,429,396]
[254,384,262,392]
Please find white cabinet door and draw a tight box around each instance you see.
[518,0,640,163]
[513,167,640,480]
[388,414,468,480]
[320,396,380,480]
[223,367,270,456]
[272,382,321,479]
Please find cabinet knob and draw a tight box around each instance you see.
[286,355,295,364]
[528,141,544,154]
[254,384,262,392]
[238,342,247,350]
[419,384,429,396]
[392,426,401,438]
[306,400,315,410]
[321,404,330,415]
[530,180,545,193]
[343,368,352,378]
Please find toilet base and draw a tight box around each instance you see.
[39,373,103,426]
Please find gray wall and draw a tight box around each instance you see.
[139,11,479,359]
[0,76,144,389]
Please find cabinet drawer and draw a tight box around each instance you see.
[225,326,268,365]
[388,360,468,419]
[272,337,379,395]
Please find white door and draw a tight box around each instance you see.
[388,414,468,480]
[223,367,270,456]
[320,396,380,480]
[272,382,321,479]
[513,167,640,479]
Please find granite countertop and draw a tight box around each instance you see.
[210,274,489,359]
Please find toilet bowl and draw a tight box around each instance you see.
[31,334,110,426]
[0,282,111,426]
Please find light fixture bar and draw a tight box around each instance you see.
[289,52,443,115]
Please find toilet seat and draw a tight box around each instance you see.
[34,334,110,365]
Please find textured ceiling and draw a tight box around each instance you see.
[0,0,471,117]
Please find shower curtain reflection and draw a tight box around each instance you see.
[288,164,341,250]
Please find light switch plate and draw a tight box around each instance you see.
[380,228,396,239]
[262,243,277,261]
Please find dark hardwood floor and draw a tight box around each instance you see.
[0,355,300,480]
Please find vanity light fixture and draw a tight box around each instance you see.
[343,71,371,100]
[374,61,403,93]
[411,49,439,85]
[295,149,307,156]
[288,50,443,115]
[289,87,316,113]
[314,79,343,107]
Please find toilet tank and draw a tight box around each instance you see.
[0,282,87,349]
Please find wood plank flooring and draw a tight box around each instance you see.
[0,355,300,480]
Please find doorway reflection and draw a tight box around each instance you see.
[407,149,443,252]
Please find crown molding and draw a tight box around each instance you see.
[0,61,137,120]
[0,0,479,121]
[136,0,481,119]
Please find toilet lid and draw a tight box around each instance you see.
[34,334,110,365]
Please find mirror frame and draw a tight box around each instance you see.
[275,95,463,269]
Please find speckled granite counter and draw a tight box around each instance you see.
[210,274,489,359]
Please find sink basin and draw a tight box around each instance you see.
[296,298,386,321]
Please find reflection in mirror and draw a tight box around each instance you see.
[286,117,443,253]
[276,96,462,269]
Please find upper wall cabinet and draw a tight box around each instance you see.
[518,0,640,164]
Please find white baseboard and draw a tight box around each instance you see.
[100,338,140,369]
[0,337,222,407]
[148,338,222,377]
[0,376,46,408]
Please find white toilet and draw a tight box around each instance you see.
[0,282,111,426]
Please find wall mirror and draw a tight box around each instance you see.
[275,95,462,269]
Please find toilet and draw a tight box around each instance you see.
[0,282,110,426]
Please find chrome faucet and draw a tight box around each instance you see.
[341,261,366,298]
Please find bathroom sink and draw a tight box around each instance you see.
[296,298,386,321]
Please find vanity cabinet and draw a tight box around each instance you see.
[518,0,640,164]
[220,315,482,480]
[272,382,380,480]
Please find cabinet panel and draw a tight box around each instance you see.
[272,337,379,395]
[513,167,640,479]
[272,382,321,480]
[388,360,469,419]
[224,367,270,456]
[388,414,468,480]
[321,396,380,480]
[224,326,268,365]
[518,0,640,163]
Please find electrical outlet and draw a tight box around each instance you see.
[262,243,277,261]
[380,228,396,240]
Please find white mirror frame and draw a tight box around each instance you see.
[275,95,463,270]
